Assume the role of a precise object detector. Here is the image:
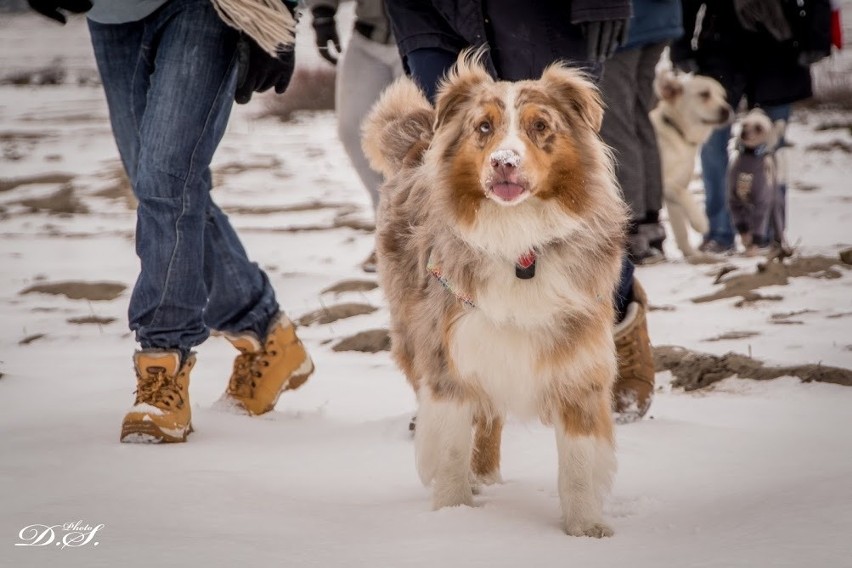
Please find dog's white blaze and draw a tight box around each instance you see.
[555,432,615,536]
[494,85,525,160]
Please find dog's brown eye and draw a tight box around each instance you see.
[699,91,711,101]
[533,120,547,132]
[478,121,492,134]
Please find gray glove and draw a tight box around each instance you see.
[583,19,630,63]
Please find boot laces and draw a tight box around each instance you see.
[135,366,185,409]
[229,339,280,397]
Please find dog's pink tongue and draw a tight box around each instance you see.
[492,182,525,201]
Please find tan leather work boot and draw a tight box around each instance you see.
[121,351,194,443]
[612,279,655,423]
[220,315,314,415]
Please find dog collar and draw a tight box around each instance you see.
[516,250,537,279]
[426,249,538,308]
[737,142,770,156]
[427,254,476,308]
[661,114,697,147]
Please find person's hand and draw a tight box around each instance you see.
[797,50,828,67]
[235,35,296,104]
[583,19,629,63]
[27,0,91,24]
[311,6,341,65]
[672,58,699,74]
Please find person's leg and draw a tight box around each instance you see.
[87,19,145,191]
[336,33,401,211]
[759,103,791,244]
[635,43,667,223]
[700,123,735,250]
[124,0,262,354]
[406,47,459,103]
[600,49,644,223]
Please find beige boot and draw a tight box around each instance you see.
[220,315,314,415]
[121,351,194,443]
[612,280,655,423]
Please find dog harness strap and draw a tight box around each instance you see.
[427,253,476,309]
[515,250,537,279]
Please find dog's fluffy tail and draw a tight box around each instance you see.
[361,77,434,179]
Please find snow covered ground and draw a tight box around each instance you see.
[1,12,852,568]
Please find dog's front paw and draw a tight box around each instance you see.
[432,483,474,510]
[563,519,614,538]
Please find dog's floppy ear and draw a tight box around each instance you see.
[539,63,605,132]
[434,48,492,130]
[362,76,434,178]
[654,69,683,102]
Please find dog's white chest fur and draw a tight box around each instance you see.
[447,259,583,418]
[449,309,545,418]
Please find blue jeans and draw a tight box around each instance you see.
[701,104,791,248]
[88,0,279,354]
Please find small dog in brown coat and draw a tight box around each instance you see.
[362,52,628,537]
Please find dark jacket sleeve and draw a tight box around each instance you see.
[570,0,632,24]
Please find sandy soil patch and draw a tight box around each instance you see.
[655,345,852,390]
[332,329,390,353]
[20,281,126,301]
[297,303,377,326]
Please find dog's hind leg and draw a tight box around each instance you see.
[554,386,616,538]
[415,386,475,509]
[471,413,503,487]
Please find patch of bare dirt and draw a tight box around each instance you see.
[654,345,852,390]
[297,303,378,326]
[332,329,390,353]
[222,201,347,215]
[67,316,117,325]
[321,280,378,295]
[19,333,46,346]
[806,140,852,153]
[733,293,784,307]
[828,312,852,319]
[20,281,126,301]
[692,255,846,304]
[18,185,88,215]
[0,172,74,193]
[703,331,760,342]
[93,164,136,209]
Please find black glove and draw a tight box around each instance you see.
[27,0,91,24]
[311,5,341,65]
[583,19,629,64]
[797,50,828,67]
[672,58,699,74]
[235,35,296,104]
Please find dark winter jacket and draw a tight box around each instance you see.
[670,0,832,107]
[385,0,632,81]
[621,0,683,50]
